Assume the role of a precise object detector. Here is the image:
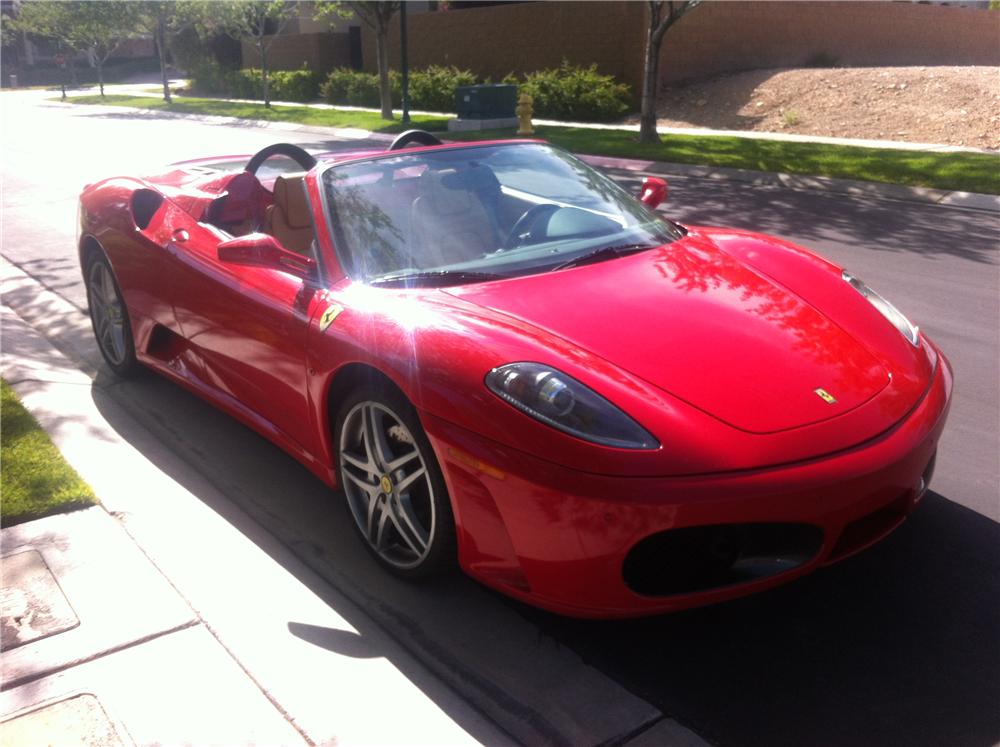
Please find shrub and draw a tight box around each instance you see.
[509,61,630,122]
[322,65,474,111]
[190,66,322,102]
[321,68,400,108]
[408,65,476,112]
[189,60,233,96]
[266,68,323,102]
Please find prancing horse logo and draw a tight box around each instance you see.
[318,303,344,333]
[813,387,837,404]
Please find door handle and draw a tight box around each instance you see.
[172,228,190,243]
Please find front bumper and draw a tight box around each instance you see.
[423,349,953,618]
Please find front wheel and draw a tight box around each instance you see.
[335,385,455,578]
[85,251,140,378]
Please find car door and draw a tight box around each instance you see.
[168,223,323,461]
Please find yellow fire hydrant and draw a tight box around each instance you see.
[516,93,534,135]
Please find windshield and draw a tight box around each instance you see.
[321,143,683,285]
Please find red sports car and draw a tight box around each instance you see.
[78,131,951,618]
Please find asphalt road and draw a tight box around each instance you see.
[3,91,998,747]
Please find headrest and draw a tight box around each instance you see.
[443,164,501,196]
[272,173,312,228]
[418,165,499,216]
[418,169,472,215]
[214,171,267,222]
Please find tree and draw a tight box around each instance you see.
[316,2,397,120]
[352,2,399,120]
[10,0,137,96]
[639,1,701,144]
[11,1,139,97]
[194,0,297,108]
[135,1,190,104]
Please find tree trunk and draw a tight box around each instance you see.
[156,18,171,104]
[97,60,105,97]
[261,42,271,108]
[639,13,663,143]
[375,23,392,120]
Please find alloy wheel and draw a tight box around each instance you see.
[339,400,437,570]
[87,260,128,367]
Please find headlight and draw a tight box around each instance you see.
[485,362,659,450]
[842,271,919,346]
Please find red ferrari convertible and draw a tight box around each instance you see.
[78,131,951,618]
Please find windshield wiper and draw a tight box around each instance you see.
[552,242,660,272]
[368,270,506,288]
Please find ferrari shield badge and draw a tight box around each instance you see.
[813,387,837,404]
[319,304,344,333]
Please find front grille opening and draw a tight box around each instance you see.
[829,491,910,561]
[623,523,823,597]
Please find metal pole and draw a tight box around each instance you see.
[400,2,410,124]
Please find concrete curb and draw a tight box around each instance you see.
[48,97,999,214]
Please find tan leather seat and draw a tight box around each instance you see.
[409,168,498,268]
[266,174,314,255]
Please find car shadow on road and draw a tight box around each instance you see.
[89,372,658,747]
[516,490,1000,747]
[91,369,1000,747]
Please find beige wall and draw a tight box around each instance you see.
[660,1,1000,83]
[363,2,646,88]
[360,1,1000,104]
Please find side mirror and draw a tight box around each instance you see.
[638,177,668,209]
[217,233,316,281]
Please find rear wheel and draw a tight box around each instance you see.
[85,251,140,378]
[335,384,455,578]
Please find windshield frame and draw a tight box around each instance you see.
[317,140,684,287]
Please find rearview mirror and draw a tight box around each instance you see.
[217,233,316,281]
[638,177,668,208]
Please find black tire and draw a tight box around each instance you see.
[335,382,456,579]
[84,250,140,378]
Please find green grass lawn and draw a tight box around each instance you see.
[1,380,96,527]
[447,125,1000,195]
[61,94,999,194]
[65,94,451,134]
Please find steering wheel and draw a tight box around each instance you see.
[245,143,317,175]
[388,129,443,151]
[502,204,562,250]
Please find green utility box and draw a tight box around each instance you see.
[454,84,517,120]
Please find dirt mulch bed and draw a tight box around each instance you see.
[638,66,999,151]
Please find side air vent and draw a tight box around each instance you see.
[131,189,164,230]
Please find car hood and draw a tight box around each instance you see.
[445,232,889,434]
